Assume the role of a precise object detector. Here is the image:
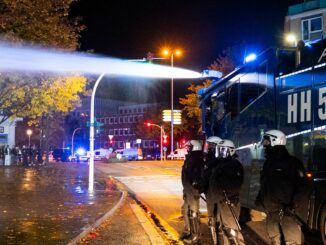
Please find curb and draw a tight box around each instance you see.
[67,186,127,245]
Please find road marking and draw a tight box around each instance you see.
[130,204,165,245]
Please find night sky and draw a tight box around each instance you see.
[71,0,303,102]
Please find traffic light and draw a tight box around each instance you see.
[163,135,168,144]
[145,122,152,127]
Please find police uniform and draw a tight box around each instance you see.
[258,145,305,245]
[208,156,244,245]
[181,143,204,244]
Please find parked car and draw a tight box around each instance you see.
[52,148,71,162]
[167,148,187,160]
[79,148,111,162]
[143,149,161,160]
[114,148,143,161]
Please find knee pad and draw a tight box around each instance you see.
[190,210,199,218]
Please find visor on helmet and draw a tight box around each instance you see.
[218,146,231,158]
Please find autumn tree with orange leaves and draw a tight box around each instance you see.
[179,44,245,136]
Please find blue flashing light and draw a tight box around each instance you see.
[76,148,86,156]
[245,53,257,63]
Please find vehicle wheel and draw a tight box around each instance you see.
[320,205,326,244]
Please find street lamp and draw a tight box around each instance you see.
[162,48,182,158]
[145,122,165,161]
[286,33,297,47]
[71,127,81,158]
[26,129,32,148]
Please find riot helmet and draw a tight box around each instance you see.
[262,129,286,147]
[185,140,202,152]
[218,139,235,158]
[204,136,221,154]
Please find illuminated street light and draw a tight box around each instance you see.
[26,129,32,148]
[286,34,297,47]
[162,48,182,159]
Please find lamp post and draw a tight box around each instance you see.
[26,129,32,148]
[162,48,182,159]
[145,122,165,161]
[71,127,81,158]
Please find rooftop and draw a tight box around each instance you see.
[288,0,326,15]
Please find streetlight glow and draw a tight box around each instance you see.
[175,50,182,56]
[163,49,170,56]
[285,33,297,47]
[26,129,32,148]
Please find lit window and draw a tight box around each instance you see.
[302,16,323,42]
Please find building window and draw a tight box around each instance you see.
[119,129,123,136]
[128,116,133,123]
[114,117,118,124]
[114,129,118,136]
[123,128,127,135]
[118,141,124,148]
[124,116,128,123]
[302,16,323,41]
[119,109,123,114]
[109,117,114,124]
[109,129,114,135]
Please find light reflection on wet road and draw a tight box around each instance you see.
[0,163,121,244]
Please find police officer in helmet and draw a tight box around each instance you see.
[256,129,306,245]
[204,136,221,162]
[180,140,204,244]
[207,139,245,245]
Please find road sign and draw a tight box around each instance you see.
[163,147,167,152]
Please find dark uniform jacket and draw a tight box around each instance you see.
[208,156,244,202]
[182,151,204,192]
[200,156,220,194]
[258,145,306,211]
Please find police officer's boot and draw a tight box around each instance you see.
[183,211,201,244]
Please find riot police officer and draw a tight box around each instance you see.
[180,140,204,244]
[256,129,305,245]
[202,136,223,244]
[203,136,221,162]
[207,139,244,245]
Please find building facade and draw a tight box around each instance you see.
[285,0,326,44]
[0,117,22,147]
[96,103,161,150]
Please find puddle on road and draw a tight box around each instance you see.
[0,164,121,244]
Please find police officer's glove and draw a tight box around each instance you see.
[192,181,199,190]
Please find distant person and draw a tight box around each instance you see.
[22,145,29,167]
[180,140,204,244]
[256,129,306,245]
[207,139,244,245]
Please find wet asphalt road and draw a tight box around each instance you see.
[0,163,121,245]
